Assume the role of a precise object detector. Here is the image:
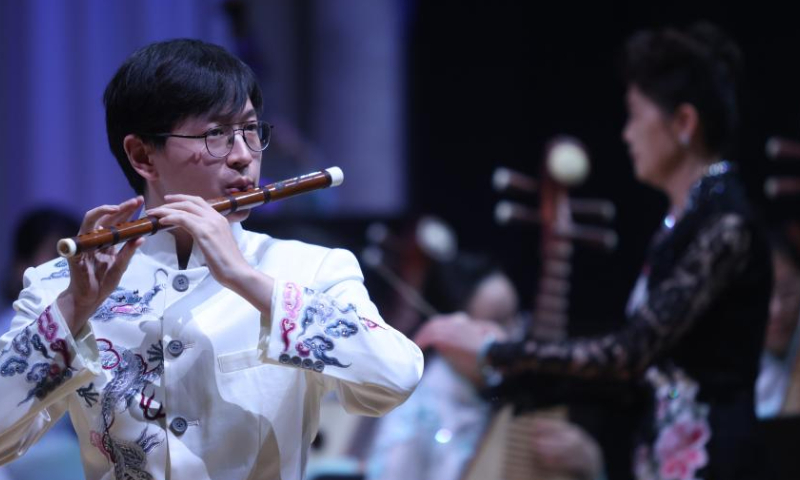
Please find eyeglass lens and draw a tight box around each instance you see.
[206,122,271,157]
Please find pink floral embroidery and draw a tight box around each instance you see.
[283,282,303,320]
[655,420,709,479]
[635,366,711,480]
[97,339,121,370]
[296,342,311,357]
[37,307,59,342]
[139,386,165,420]
[50,339,72,368]
[90,430,112,462]
[280,318,296,353]
[11,306,79,404]
[359,317,387,330]
[111,304,145,316]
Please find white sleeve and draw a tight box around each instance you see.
[263,248,424,416]
[0,267,101,463]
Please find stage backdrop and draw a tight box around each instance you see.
[0,0,408,275]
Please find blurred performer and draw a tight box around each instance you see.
[1,208,80,330]
[367,253,520,480]
[417,22,772,480]
[757,226,800,418]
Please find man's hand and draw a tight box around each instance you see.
[57,196,145,334]
[146,194,274,313]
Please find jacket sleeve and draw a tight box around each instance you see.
[487,213,754,380]
[263,248,424,416]
[0,267,101,463]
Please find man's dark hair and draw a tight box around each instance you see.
[104,38,264,194]
[623,22,742,156]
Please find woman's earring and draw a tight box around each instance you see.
[679,133,690,147]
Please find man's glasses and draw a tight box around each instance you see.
[148,120,272,158]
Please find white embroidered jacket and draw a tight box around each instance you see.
[0,223,424,480]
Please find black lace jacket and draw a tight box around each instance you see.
[489,163,772,405]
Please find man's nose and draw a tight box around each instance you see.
[226,132,255,170]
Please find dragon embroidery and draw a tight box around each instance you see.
[92,339,165,479]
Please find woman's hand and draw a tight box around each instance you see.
[414,312,508,384]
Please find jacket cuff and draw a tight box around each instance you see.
[1,303,101,407]
[267,280,360,373]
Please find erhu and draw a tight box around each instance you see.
[57,167,344,258]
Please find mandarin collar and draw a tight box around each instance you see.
[137,207,247,270]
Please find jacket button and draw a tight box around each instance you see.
[167,340,184,357]
[170,417,188,435]
[172,274,189,292]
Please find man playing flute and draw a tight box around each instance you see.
[0,38,423,480]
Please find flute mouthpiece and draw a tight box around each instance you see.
[326,167,344,187]
[57,238,78,258]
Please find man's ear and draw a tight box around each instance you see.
[123,134,158,181]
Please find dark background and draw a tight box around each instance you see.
[258,0,800,331]
[404,4,800,477]
[406,0,800,326]
[250,5,800,477]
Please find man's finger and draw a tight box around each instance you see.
[109,237,145,280]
